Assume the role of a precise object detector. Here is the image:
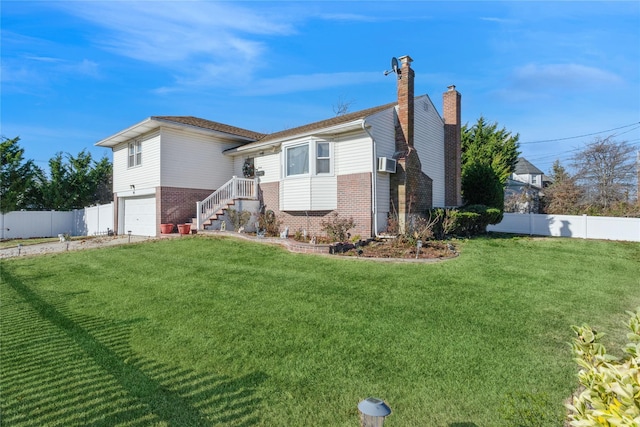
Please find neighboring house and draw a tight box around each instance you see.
[96,55,463,238]
[505,157,548,213]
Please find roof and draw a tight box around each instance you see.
[95,116,265,147]
[258,102,397,143]
[97,96,420,150]
[514,157,544,175]
[225,100,403,153]
[151,116,266,141]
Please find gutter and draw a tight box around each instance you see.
[362,120,379,238]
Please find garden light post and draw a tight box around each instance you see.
[358,397,391,427]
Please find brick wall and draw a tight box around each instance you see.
[158,186,213,230]
[337,172,372,238]
[258,172,372,238]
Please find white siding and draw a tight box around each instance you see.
[113,131,161,193]
[281,178,310,210]
[280,176,337,211]
[334,131,372,175]
[311,176,338,210]
[255,152,280,183]
[365,108,396,231]
[367,108,396,159]
[161,128,239,189]
[414,95,446,207]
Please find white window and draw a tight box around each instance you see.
[316,142,330,174]
[286,144,309,176]
[285,140,332,177]
[128,140,142,168]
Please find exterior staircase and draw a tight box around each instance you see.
[191,200,235,230]
[194,176,257,230]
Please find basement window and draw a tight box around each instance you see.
[128,140,142,168]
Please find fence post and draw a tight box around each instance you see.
[529,212,534,236]
[583,214,588,239]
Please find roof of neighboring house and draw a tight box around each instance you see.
[152,116,266,141]
[514,157,544,175]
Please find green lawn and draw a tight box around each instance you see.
[1,235,639,426]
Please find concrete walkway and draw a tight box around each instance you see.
[0,235,159,259]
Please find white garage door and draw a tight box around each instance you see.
[123,196,156,236]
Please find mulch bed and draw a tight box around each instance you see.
[327,238,456,259]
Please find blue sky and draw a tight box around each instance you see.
[2,1,639,174]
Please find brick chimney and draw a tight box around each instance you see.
[443,85,462,206]
[396,55,415,151]
[391,55,433,233]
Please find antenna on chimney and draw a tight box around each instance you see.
[384,57,401,79]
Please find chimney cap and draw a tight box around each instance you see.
[398,55,413,65]
[448,85,457,91]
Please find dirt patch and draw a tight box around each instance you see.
[330,239,456,260]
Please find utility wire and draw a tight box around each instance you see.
[520,122,640,145]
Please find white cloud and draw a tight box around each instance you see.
[47,1,308,92]
[492,63,625,102]
[57,2,294,65]
[512,63,623,90]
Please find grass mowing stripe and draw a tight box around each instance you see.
[2,235,638,426]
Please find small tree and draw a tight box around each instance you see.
[462,116,521,185]
[571,137,637,210]
[543,160,583,214]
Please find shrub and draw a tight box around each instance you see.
[227,208,252,231]
[462,162,504,209]
[405,213,441,243]
[428,205,502,238]
[566,307,640,426]
[256,209,281,237]
[321,212,355,242]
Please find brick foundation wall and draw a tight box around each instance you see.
[258,172,373,238]
[158,186,213,232]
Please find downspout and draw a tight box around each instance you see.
[362,120,379,237]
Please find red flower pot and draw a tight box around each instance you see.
[160,223,175,234]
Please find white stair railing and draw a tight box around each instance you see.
[196,176,257,229]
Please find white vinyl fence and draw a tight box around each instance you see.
[487,213,640,242]
[1,203,114,240]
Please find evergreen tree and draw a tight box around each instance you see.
[543,160,582,214]
[0,136,42,212]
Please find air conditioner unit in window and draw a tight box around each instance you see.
[377,157,397,173]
